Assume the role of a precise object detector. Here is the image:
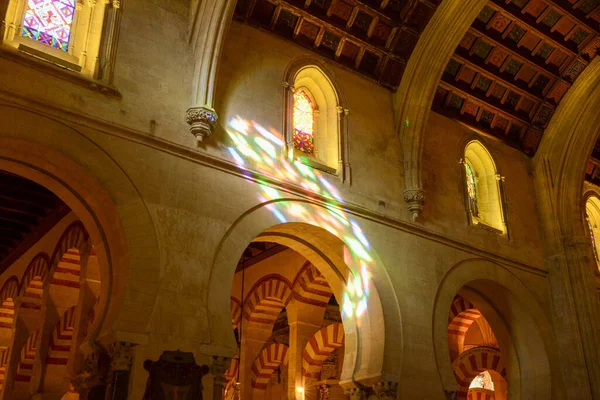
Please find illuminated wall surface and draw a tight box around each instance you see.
[227,117,373,321]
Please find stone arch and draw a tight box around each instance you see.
[15,329,38,384]
[46,306,77,366]
[302,323,344,379]
[208,201,399,388]
[452,347,506,399]
[292,262,333,308]
[0,347,9,391]
[393,0,488,219]
[584,192,600,265]
[433,258,558,398]
[231,297,242,329]
[0,104,160,343]
[447,295,481,361]
[0,277,19,329]
[251,343,289,391]
[19,253,50,310]
[243,275,292,326]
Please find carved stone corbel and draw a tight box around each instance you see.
[372,380,397,400]
[186,106,218,143]
[403,188,426,222]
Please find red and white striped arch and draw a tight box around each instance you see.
[224,355,239,394]
[49,223,88,291]
[19,253,50,310]
[231,297,242,328]
[448,295,481,360]
[47,306,77,365]
[292,262,333,308]
[243,276,292,325]
[0,346,9,390]
[16,330,39,383]
[302,323,344,378]
[452,347,506,399]
[467,388,494,400]
[251,343,289,389]
[0,277,19,329]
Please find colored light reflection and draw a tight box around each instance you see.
[226,116,376,320]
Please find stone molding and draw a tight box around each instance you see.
[186,106,218,143]
[403,188,426,222]
[372,380,397,400]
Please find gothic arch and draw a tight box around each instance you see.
[302,323,344,378]
[208,200,400,388]
[0,104,160,344]
[433,258,558,398]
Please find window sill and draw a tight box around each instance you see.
[0,44,121,98]
[472,220,506,236]
[293,150,338,176]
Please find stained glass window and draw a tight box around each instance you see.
[22,0,76,52]
[586,215,599,261]
[293,89,315,155]
[465,161,479,217]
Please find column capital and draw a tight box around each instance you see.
[372,380,398,400]
[186,106,218,143]
[403,187,426,222]
[318,383,331,400]
[345,387,367,400]
[210,355,232,377]
[108,341,137,371]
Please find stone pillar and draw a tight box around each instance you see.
[239,332,271,400]
[105,341,136,400]
[286,301,327,400]
[211,355,231,400]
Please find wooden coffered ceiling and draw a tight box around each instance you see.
[0,171,69,273]
[233,0,442,90]
[433,0,600,158]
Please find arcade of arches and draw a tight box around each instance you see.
[0,0,599,399]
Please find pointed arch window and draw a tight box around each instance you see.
[586,214,599,261]
[22,0,76,52]
[292,89,316,155]
[463,141,506,234]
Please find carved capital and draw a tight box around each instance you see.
[108,341,136,372]
[112,0,120,8]
[211,355,231,390]
[444,390,458,400]
[345,387,367,400]
[372,380,397,400]
[186,106,218,143]
[403,188,426,222]
[319,384,331,400]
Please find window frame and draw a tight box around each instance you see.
[1,0,122,89]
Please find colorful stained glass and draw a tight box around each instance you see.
[586,215,599,261]
[22,0,76,52]
[465,162,479,217]
[293,90,315,155]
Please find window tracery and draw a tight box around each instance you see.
[22,0,75,52]
[292,89,315,155]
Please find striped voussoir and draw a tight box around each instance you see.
[251,343,289,389]
[0,277,18,329]
[231,297,242,328]
[292,263,333,308]
[452,347,506,399]
[0,346,9,390]
[16,330,39,382]
[47,306,76,365]
[448,295,481,360]
[50,223,87,290]
[302,323,344,378]
[224,356,239,394]
[467,388,494,400]
[20,253,49,310]
[244,276,292,325]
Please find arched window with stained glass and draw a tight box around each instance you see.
[585,214,599,261]
[465,161,479,218]
[22,0,76,52]
[292,89,316,155]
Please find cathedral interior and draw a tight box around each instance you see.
[0,0,599,398]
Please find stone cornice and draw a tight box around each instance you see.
[0,89,547,278]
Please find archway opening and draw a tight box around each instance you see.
[0,170,105,400]
[227,241,348,400]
